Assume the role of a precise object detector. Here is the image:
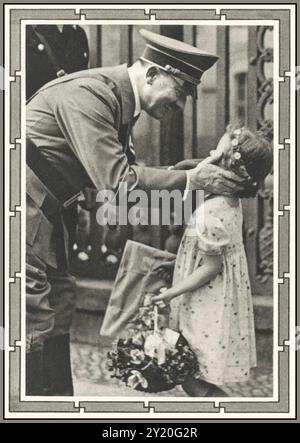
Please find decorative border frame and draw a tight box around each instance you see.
[4,4,296,419]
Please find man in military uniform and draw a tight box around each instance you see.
[26,29,246,395]
[26,24,89,99]
[26,24,90,396]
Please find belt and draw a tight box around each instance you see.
[26,139,82,208]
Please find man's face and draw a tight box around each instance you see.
[143,69,188,120]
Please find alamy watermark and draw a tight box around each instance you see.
[95,183,204,235]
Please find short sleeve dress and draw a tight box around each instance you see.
[169,195,257,386]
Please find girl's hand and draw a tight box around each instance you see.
[152,288,178,304]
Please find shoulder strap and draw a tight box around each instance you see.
[32,27,66,78]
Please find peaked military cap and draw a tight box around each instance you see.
[139,29,219,98]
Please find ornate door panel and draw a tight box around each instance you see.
[243,26,274,295]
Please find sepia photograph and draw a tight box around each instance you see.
[3,3,297,421]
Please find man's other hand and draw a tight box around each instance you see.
[188,152,247,196]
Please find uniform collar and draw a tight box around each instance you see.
[103,64,136,124]
[127,66,141,118]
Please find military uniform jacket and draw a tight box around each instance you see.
[26,64,186,268]
[26,25,89,99]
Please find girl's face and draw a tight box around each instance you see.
[215,131,251,179]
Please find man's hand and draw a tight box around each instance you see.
[188,152,247,195]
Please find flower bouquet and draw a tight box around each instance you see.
[107,297,198,393]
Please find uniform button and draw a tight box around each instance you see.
[37,43,44,51]
[83,52,88,58]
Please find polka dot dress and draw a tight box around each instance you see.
[169,196,257,386]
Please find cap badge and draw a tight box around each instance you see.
[165,64,181,76]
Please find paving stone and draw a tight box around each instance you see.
[71,342,273,398]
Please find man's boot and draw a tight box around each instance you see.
[43,334,74,396]
[26,350,44,395]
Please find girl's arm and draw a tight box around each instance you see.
[152,255,222,304]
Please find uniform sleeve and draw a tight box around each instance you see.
[194,199,231,255]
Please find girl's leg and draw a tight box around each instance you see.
[206,385,229,397]
[182,374,214,397]
[182,374,229,397]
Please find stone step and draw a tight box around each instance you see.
[71,278,273,367]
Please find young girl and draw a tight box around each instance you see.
[152,125,273,397]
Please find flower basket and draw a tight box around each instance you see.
[107,301,198,393]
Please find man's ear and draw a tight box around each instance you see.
[145,65,160,85]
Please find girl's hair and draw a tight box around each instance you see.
[225,124,273,198]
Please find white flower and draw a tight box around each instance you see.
[143,316,153,328]
[127,370,148,389]
[233,152,241,160]
[232,138,239,147]
[130,349,145,365]
[131,333,144,347]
